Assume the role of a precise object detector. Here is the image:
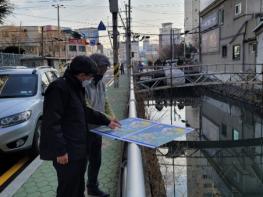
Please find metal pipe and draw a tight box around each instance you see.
[124,69,146,197]
[122,165,127,197]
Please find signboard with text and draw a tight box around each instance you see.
[68,39,87,45]
[201,11,218,31]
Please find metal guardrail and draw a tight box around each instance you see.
[122,70,146,197]
[134,64,263,92]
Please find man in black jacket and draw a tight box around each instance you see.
[40,56,120,197]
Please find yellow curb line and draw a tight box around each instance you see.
[0,157,29,186]
[106,78,114,87]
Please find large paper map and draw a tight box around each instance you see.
[90,117,194,148]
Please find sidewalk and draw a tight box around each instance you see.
[11,74,129,197]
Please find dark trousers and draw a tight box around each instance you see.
[53,158,87,197]
[87,132,102,188]
[121,68,125,75]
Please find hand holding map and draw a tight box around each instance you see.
[108,118,121,129]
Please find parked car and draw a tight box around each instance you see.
[0,66,59,154]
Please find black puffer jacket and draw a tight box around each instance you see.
[40,72,110,161]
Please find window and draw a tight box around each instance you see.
[79,45,86,52]
[0,74,37,98]
[222,45,227,58]
[233,45,241,60]
[221,123,227,136]
[69,45,77,52]
[2,31,8,37]
[249,43,256,54]
[235,3,242,16]
[219,9,224,25]
[45,71,58,83]
[233,129,240,140]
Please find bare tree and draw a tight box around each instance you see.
[0,0,12,24]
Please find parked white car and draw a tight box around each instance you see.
[0,66,59,154]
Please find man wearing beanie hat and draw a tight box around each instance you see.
[40,55,120,197]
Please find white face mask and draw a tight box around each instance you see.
[82,79,92,87]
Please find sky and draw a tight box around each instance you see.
[5,0,185,47]
[4,0,216,48]
[200,0,216,11]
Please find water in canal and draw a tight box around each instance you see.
[144,92,263,197]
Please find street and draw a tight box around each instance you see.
[0,0,263,196]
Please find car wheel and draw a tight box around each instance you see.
[32,120,41,155]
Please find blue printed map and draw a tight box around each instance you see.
[90,117,194,148]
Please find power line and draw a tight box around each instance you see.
[134,7,184,15]
[13,12,92,25]
[14,4,108,9]
[133,3,183,8]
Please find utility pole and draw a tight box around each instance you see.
[126,0,131,72]
[52,3,65,59]
[52,3,66,33]
[109,0,119,88]
[170,28,174,61]
[41,26,44,59]
[18,21,22,54]
[198,12,202,64]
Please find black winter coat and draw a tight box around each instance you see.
[40,73,110,161]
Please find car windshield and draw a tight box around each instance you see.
[0,74,37,98]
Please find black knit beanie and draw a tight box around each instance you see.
[69,55,97,75]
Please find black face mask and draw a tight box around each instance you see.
[94,74,103,85]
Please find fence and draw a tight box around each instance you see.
[0,53,38,67]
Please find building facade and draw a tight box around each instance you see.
[119,41,140,64]
[0,25,102,61]
[200,0,262,73]
[142,38,159,62]
[184,0,200,48]
[253,21,263,80]
[77,27,100,46]
[159,23,182,56]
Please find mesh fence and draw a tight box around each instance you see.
[0,53,37,67]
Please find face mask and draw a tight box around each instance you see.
[93,74,103,85]
[82,79,92,87]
